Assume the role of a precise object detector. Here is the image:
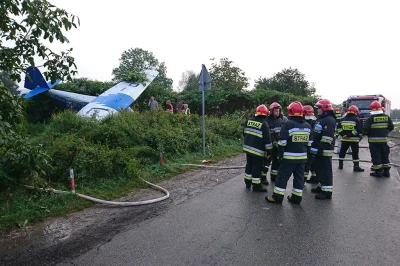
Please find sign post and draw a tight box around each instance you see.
[198,64,211,155]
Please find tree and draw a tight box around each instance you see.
[391,109,400,119]
[0,0,79,83]
[255,67,314,97]
[178,70,198,92]
[209,58,249,91]
[0,71,19,94]
[112,48,175,110]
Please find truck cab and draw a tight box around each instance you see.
[342,94,391,126]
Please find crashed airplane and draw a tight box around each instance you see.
[22,66,158,120]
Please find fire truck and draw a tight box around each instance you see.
[342,94,391,125]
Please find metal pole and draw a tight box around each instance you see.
[202,89,205,154]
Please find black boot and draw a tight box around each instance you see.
[265,195,282,203]
[261,175,269,185]
[253,183,268,192]
[383,168,391,178]
[370,170,383,178]
[311,186,322,193]
[353,162,364,172]
[244,179,252,188]
[315,192,332,200]
[338,160,343,170]
[287,195,302,204]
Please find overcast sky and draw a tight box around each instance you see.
[45,0,400,108]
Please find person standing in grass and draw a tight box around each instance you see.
[148,96,158,111]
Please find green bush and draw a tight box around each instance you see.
[25,111,244,187]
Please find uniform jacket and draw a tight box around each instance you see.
[243,116,273,157]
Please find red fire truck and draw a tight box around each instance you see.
[342,94,391,124]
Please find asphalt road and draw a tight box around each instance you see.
[57,147,400,266]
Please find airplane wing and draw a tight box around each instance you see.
[23,66,60,99]
[77,70,158,120]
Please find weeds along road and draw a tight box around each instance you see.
[2,139,400,266]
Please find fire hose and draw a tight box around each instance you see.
[25,177,170,206]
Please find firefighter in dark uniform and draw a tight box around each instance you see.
[263,102,284,183]
[265,101,312,204]
[337,105,364,172]
[335,108,342,121]
[303,105,318,183]
[243,105,273,191]
[310,99,336,200]
[363,101,394,177]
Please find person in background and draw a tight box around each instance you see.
[183,104,190,116]
[180,100,186,114]
[166,100,174,113]
[336,107,352,154]
[148,96,158,111]
[303,105,318,183]
[364,101,394,177]
[176,100,182,112]
[336,105,364,172]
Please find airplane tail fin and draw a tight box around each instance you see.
[23,66,60,99]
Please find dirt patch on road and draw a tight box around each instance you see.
[0,155,246,266]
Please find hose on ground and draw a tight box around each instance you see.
[334,144,399,149]
[24,177,170,206]
[183,158,400,169]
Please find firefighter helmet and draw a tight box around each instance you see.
[315,99,333,111]
[255,104,268,116]
[303,105,315,115]
[288,101,304,117]
[370,101,382,111]
[348,105,359,115]
[269,102,281,113]
[335,107,340,113]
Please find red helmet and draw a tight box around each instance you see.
[382,107,386,113]
[303,105,315,115]
[370,101,382,111]
[335,108,340,112]
[255,104,268,116]
[288,101,304,117]
[315,99,333,111]
[269,102,281,113]
[348,105,359,115]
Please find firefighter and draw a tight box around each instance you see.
[363,101,394,177]
[310,99,336,200]
[303,105,318,183]
[243,105,273,191]
[263,102,284,183]
[337,105,364,172]
[335,108,342,121]
[266,101,312,204]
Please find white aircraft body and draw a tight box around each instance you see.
[22,66,158,120]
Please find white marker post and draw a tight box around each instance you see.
[70,169,75,194]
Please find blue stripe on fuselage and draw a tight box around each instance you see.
[93,93,134,110]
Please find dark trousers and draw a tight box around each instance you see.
[265,146,280,181]
[315,155,333,195]
[272,160,305,203]
[339,141,360,163]
[245,153,264,185]
[369,143,391,171]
